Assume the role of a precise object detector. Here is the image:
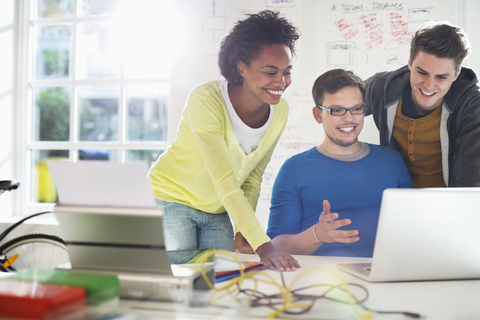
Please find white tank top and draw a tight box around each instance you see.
[218,80,274,154]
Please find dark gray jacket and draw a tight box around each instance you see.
[364,65,480,187]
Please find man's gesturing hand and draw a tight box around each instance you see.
[313,200,359,244]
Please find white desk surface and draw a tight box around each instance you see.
[115,253,480,320]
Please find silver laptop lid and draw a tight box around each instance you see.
[369,188,480,282]
[47,160,155,208]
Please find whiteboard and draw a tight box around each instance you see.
[170,0,457,229]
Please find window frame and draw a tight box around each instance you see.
[0,0,15,217]
[14,0,170,216]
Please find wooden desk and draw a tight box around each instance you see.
[116,253,480,320]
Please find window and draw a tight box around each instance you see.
[0,0,14,215]
[15,0,183,214]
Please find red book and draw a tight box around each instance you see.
[0,280,86,319]
[215,261,265,277]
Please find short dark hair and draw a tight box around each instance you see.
[218,10,300,84]
[410,21,470,72]
[312,69,365,106]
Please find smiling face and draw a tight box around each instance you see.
[237,43,293,107]
[408,51,460,115]
[313,86,364,155]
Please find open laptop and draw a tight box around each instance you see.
[338,188,480,282]
[47,161,214,300]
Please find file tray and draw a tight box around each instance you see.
[0,280,86,320]
[7,269,120,318]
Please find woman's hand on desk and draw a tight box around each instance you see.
[256,242,301,272]
[234,232,255,254]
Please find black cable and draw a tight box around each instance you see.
[218,272,422,319]
[240,282,369,315]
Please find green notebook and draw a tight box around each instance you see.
[7,269,119,306]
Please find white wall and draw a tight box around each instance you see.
[463,0,480,73]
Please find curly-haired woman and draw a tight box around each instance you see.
[149,10,301,271]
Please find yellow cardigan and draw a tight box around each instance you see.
[149,81,289,251]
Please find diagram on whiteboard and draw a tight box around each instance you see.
[321,1,439,78]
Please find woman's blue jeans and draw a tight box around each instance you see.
[156,200,235,264]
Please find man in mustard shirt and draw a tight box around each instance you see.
[364,21,480,187]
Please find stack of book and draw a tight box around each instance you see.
[214,257,265,283]
[0,269,119,319]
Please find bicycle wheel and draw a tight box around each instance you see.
[0,234,69,271]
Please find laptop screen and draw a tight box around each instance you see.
[47,160,156,208]
[339,188,480,282]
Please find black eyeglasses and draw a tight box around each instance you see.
[317,105,365,116]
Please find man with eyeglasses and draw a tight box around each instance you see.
[365,21,480,187]
[267,69,411,257]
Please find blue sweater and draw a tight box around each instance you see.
[267,144,411,257]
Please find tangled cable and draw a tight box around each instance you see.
[198,250,422,319]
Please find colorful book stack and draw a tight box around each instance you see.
[215,260,265,283]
